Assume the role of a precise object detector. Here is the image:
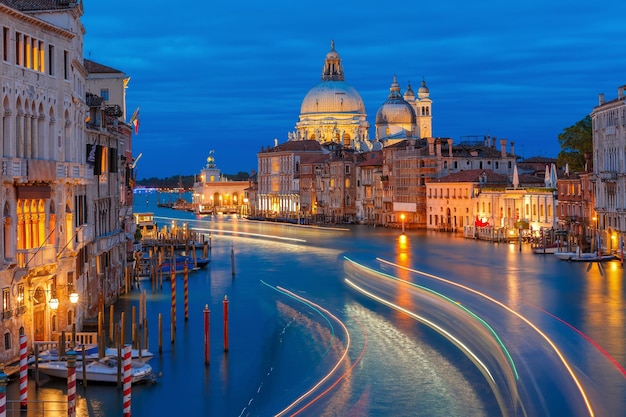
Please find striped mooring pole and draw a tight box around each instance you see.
[123,345,132,417]
[19,334,27,409]
[184,263,189,321]
[0,368,7,417]
[67,350,77,417]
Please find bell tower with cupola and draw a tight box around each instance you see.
[414,79,432,138]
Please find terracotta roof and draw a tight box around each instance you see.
[0,0,76,11]
[451,143,507,158]
[435,169,508,184]
[518,173,545,185]
[357,151,383,167]
[261,140,322,153]
[84,59,123,74]
[299,153,328,164]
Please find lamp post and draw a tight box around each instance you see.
[592,216,597,254]
[400,214,405,235]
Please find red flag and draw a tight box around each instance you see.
[130,107,140,134]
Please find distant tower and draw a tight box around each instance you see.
[414,79,432,138]
[202,150,221,182]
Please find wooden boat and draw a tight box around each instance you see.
[554,251,579,261]
[36,356,154,384]
[555,251,617,262]
[158,255,210,274]
[31,345,154,364]
[532,244,562,254]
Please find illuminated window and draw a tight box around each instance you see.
[2,288,9,312]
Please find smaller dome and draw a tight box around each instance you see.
[326,49,339,60]
[418,79,429,98]
[404,81,415,101]
[376,76,416,124]
[375,100,416,125]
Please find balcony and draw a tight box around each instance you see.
[57,162,92,184]
[1,158,27,180]
[599,171,617,181]
[16,246,57,268]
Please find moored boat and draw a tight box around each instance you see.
[554,251,617,262]
[532,244,561,254]
[30,345,154,364]
[158,255,210,274]
[36,356,155,384]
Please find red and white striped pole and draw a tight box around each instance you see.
[184,263,189,321]
[66,350,77,417]
[122,345,132,417]
[0,368,8,417]
[203,305,210,365]
[19,334,27,409]
[171,268,176,331]
[223,295,229,352]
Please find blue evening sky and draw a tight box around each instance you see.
[81,1,626,180]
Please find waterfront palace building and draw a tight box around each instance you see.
[591,86,626,251]
[1,0,135,363]
[254,42,625,250]
[256,42,559,232]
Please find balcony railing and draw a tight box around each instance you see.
[599,171,617,181]
[16,245,57,268]
[1,158,27,178]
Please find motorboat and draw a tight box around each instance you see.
[36,356,155,384]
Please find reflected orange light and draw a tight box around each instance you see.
[376,257,596,417]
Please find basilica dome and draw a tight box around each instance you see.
[376,76,416,125]
[300,81,365,114]
[295,41,370,147]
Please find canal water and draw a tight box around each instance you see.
[6,191,625,416]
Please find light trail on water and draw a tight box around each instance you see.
[260,282,367,417]
[376,257,596,417]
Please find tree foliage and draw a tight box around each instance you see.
[557,115,592,173]
[136,172,251,189]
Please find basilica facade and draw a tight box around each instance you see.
[256,41,520,227]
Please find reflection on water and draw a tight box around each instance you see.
[6,192,623,416]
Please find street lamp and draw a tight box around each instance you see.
[69,292,79,304]
[400,214,405,235]
[592,216,597,254]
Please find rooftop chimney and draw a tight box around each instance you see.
[427,137,435,156]
[500,139,507,158]
[599,93,605,106]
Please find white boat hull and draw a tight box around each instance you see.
[37,357,154,384]
[554,252,617,262]
[31,345,153,364]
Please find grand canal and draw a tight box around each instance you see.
[7,191,625,416]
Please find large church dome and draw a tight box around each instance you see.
[300,81,365,114]
[295,41,370,148]
[376,75,416,124]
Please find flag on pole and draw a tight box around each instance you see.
[130,106,140,134]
